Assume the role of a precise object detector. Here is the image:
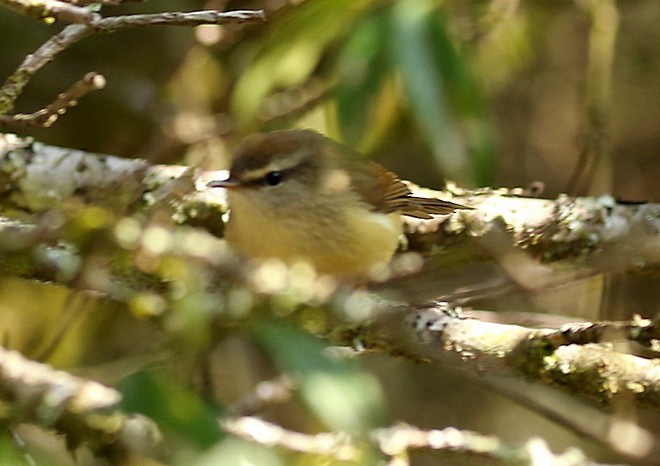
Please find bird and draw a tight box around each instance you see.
[207,129,471,278]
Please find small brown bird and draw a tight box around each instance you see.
[208,129,470,277]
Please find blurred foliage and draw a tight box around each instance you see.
[0,0,659,464]
[201,0,496,186]
[120,369,225,450]
[1,0,658,197]
[254,318,386,432]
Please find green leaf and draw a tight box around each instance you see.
[119,369,224,450]
[335,11,390,147]
[254,319,386,432]
[232,0,373,126]
[389,0,472,183]
[427,9,496,185]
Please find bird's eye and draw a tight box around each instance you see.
[265,171,283,186]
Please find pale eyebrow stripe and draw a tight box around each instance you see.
[239,149,306,182]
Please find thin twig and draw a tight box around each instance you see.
[0,24,95,115]
[0,9,265,116]
[0,72,106,128]
[0,0,98,24]
[221,416,360,462]
[259,78,332,124]
[222,416,606,465]
[94,9,266,30]
[64,0,143,6]
[228,375,295,416]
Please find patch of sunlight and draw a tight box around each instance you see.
[193,437,283,466]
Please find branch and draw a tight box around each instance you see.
[63,0,144,6]
[0,134,657,265]
[0,133,657,302]
[546,317,660,351]
[0,24,93,116]
[386,188,660,303]
[94,9,267,29]
[221,416,359,462]
[0,134,152,212]
[0,346,160,459]
[0,0,97,24]
[329,303,660,409]
[0,9,265,116]
[1,211,657,410]
[0,136,657,410]
[227,375,294,417]
[0,72,106,129]
[372,424,600,466]
[222,416,606,466]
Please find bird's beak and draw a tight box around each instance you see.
[207,178,239,189]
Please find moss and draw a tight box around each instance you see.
[514,338,618,406]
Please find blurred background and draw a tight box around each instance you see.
[2,0,658,200]
[0,0,658,464]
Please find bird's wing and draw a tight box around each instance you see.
[349,161,469,219]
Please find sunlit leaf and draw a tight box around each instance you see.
[194,437,283,466]
[254,319,386,432]
[475,8,533,92]
[232,0,373,127]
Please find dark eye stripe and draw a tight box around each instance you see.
[240,167,293,188]
[236,155,317,189]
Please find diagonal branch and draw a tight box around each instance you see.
[0,346,160,458]
[0,0,98,24]
[0,135,657,410]
[331,303,660,409]
[0,72,106,128]
[222,416,609,466]
[221,416,359,462]
[0,9,265,117]
[0,24,94,116]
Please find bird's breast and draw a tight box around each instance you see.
[224,193,402,277]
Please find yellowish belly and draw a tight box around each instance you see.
[225,202,402,277]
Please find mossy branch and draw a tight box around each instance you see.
[0,346,160,460]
